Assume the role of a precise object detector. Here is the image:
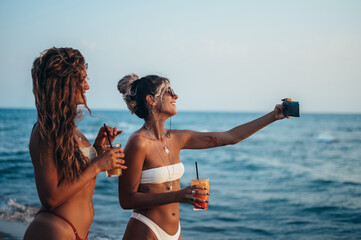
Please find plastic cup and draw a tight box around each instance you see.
[102,143,122,177]
[191,178,209,211]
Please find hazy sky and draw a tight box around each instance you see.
[0,0,360,113]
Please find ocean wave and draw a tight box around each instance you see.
[233,226,272,236]
[286,220,311,225]
[116,121,138,128]
[311,178,361,187]
[0,199,38,223]
[316,133,340,143]
[186,225,226,233]
[343,181,361,186]
[0,149,29,156]
[302,205,342,214]
[212,216,239,223]
[311,179,337,186]
[310,172,361,186]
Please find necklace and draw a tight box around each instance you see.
[144,124,175,190]
[144,125,170,154]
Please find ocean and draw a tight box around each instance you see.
[0,108,361,240]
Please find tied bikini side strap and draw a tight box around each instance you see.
[36,209,89,240]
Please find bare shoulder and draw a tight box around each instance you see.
[122,132,149,174]
[29,123,54,166]
[29,124,42,164]
[124,132,149,153]
[29,123,40,151]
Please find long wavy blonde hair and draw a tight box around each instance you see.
[32,47,91,182]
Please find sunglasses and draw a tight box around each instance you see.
[167,87,176,97]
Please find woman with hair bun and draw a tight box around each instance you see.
[23,47,127,240]
[118,73,288,240]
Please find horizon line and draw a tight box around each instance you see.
[0,106,360,115]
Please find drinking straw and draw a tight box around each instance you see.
[103,123,113,148]
[195,161,199,179]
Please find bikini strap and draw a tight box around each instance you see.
[37,209,89,240]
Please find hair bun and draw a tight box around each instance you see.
[118,73,140,114]
[117,73,139,94]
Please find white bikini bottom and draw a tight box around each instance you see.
[131,212,181,240]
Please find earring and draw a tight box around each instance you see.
[151,106,156,114]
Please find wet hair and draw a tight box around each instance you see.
[117,74,170,120]
[32,47,90,182]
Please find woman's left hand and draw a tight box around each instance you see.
[93,126,122,152]
[176,185,208,209]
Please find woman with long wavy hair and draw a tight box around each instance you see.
[23,47,127,240]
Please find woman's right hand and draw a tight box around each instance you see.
[94,147,127,172]
[93,126,122,155]
[176,185,208,209]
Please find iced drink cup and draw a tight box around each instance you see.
[191,178,209,211]
[102,144,122,177]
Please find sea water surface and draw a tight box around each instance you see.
[0,108,361,239]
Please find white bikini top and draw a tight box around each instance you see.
[80,145,98,161]
[140,162,185,184]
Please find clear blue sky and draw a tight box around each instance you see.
[1,0,360,113]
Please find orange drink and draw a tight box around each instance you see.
[191,178,209,211]
[102,144,122,177]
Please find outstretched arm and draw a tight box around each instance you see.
[180,104,286,149]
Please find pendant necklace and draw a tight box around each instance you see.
[144,124,175,190]
[144,125,170,154]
